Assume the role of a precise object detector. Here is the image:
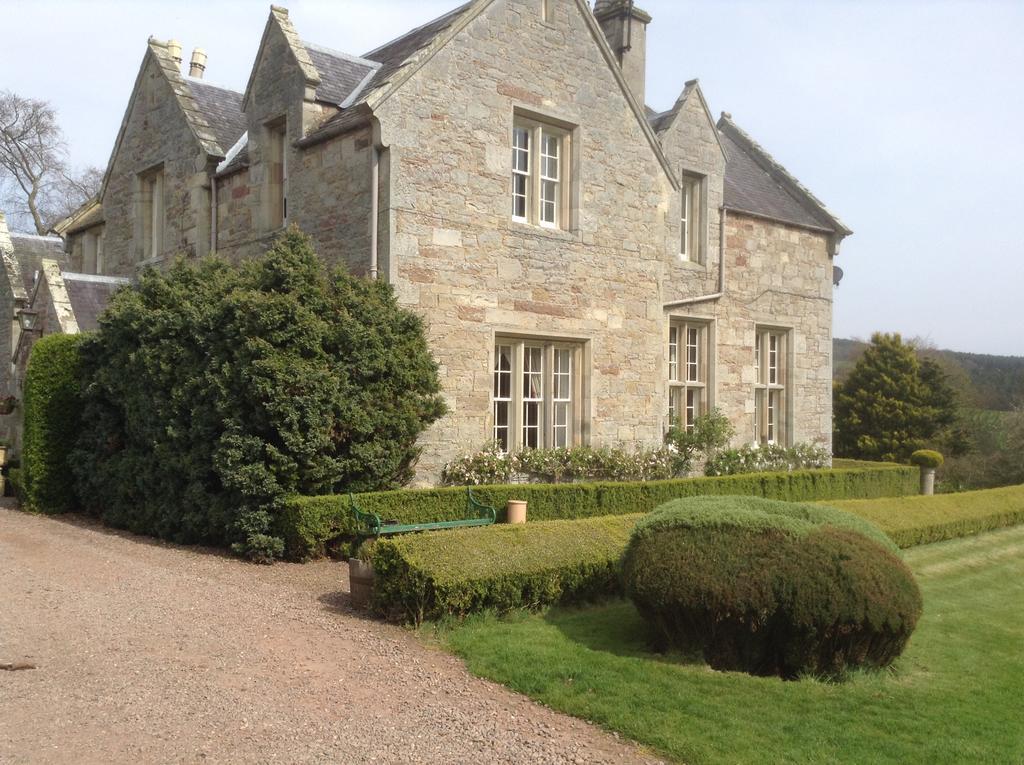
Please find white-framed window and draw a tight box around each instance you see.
[754,328,788,445]
[140,166,164,261]
[511,116,572,229]
[266,119,288,230]
[668,320,709,431]
[680,173,705,263]
[492,338,583,452]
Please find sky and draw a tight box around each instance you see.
[3,0,1022,355]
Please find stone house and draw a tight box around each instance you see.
[63,0,851,484]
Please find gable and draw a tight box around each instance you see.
[242,7,320,111]
[650,80,727,163]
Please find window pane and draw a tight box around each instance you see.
[512,127,530,220]
[540,133,560,226]
[681,182,690,258]
[668,326,679,382]
[494,345,513,451]
[769,334,779,385]
[686,388,702,432]
[552,348,572,448]
[668,387,683,429]
[522,346,543,449]
[494,401,510,452]
[767,389,777,443]
[686,326,700,382]
[754,388,764,444]
[755,332,762,383]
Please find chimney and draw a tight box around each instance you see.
[189,48,207,79]
[594,0,652,108]
[167,39,183,68]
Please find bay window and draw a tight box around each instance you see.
[493,338,583,451]
[668,320,709,431]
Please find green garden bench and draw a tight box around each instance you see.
[349,487,496,537]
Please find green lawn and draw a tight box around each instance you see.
[440,525,1024,764]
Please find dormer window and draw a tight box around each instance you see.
[511,116,572,230]
[681,173,705,263]
[265,118,288,230]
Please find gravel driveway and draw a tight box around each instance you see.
[0,502,659,764]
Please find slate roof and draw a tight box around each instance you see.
[303,43,378,106]
[718,116,850,235]
[302,2,474,144]
[9,233,66,294]
[63,273,130,332]
[185,77,247,156]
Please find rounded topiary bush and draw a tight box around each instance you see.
[910,449,944,469]
[621,496,922,679]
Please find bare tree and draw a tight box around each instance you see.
[0,90,102,234]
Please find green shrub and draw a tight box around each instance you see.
[622,497,922,679]
[663,408,735,474]
[910,449,944,469]
[370,514,642,624]
[441,442,677,485]
[22,333,87,514]
[72,228,445,560]
[279,463,918,560]
[826,483,1024,547]
[704,443,831,476]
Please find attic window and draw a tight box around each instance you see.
[140,166,165,261]
[680,173,706,264]
[265,119,288,230]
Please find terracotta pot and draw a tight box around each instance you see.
[506,500,527,524]
[348,558,375,608]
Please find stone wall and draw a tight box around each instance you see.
[375,0,677,483]
[100,47,211,276]
[215,14,375,275]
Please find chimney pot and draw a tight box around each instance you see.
[189,48,207,79]
[167,39,183,67]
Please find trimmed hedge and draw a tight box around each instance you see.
[370,514,642,624]
[622,497,922,678]
[279,463,917,559]
[827,484,1024,548]
[22,334,86,514]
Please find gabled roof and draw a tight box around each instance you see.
[647,79,727,160]
[718,114,852,237]
[53,198,104,237]
[62,273,131,332]
[300,2,474,144]
[185,77,246,155]
[296,0,679,185]
[242,6,321,111]
[100,39,245,199]
[303,43,379,106]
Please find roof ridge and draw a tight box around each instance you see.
[303,40,381,70]
[10,232,62,243]
[362,1,471,60]
[183,74,243,95]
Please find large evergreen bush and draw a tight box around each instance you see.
[22,333,87,514]
[73,228,446,561]
[621,496,922,679]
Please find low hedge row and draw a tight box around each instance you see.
[828,484,1024,548]
[279,463,917,559]
[370,514,642,624]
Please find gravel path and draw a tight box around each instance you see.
[0,503,659,764]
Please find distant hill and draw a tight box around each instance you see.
[834,338,1024,411]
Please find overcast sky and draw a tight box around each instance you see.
[3,0,1022,355]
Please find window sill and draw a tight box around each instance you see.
[510,220,581,243]
[676,258,709,272]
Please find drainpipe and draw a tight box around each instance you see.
[209,175,217,256]
[369,145,380,280]
[663,206,728,309]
